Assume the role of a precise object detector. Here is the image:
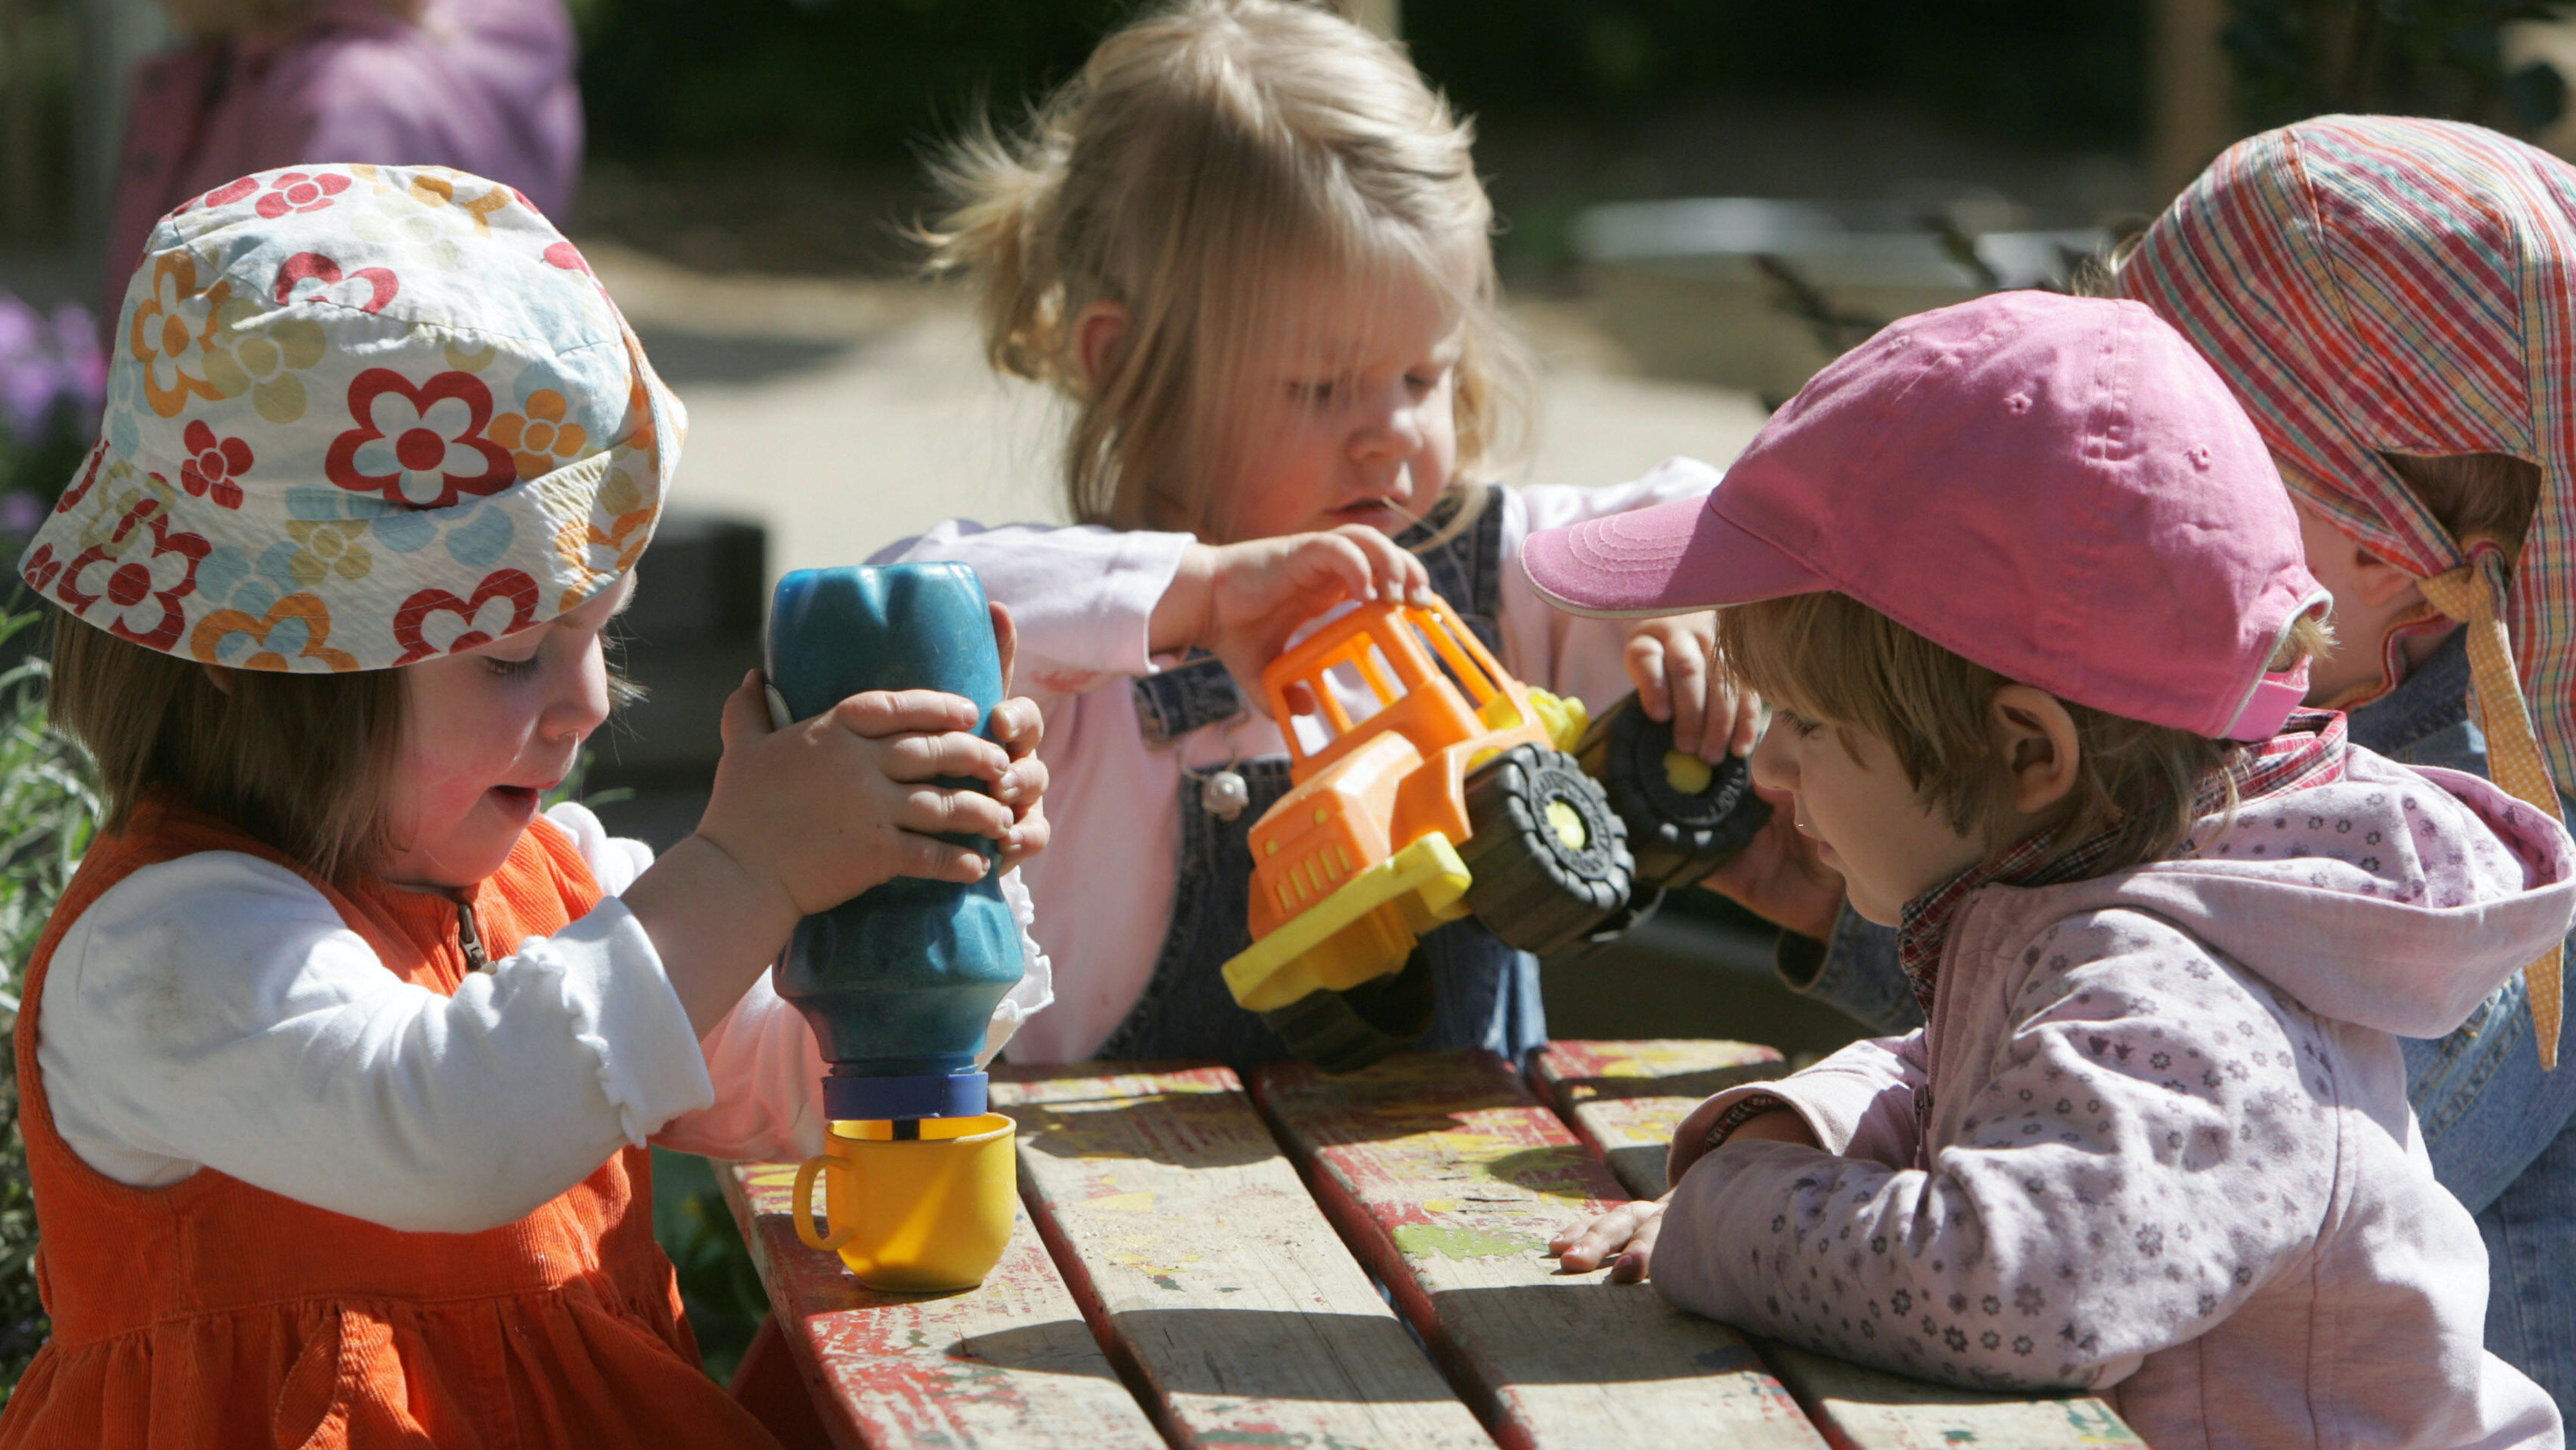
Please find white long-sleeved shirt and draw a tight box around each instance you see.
[870,461,1722,1062]
[36,801,1053,1232]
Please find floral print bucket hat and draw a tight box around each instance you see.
[20,163,682,672]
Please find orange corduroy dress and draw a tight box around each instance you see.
[0,797,781,1449]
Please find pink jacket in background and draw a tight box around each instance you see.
[1657,744,2574,1449]
[103,0,581,315]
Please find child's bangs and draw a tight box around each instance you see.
[1718,592,2021,840]
[1187,212,1485,537]
[1716,593,1924,740]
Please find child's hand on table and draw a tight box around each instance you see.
[1623,612,1760,762]
[1155,526,1434,708]
[1550,1107,1821,1283]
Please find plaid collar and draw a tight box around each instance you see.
[1892,710,2347,1016]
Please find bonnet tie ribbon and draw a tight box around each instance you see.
[2419,546,2566,1070]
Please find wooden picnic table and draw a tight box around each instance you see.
[718,1041,2145,1450]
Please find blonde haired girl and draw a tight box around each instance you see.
[878,0,1754,1069]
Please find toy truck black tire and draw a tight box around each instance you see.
[1573,694,1774,941]
[1260,949,1435,1074]
[1458,744,1634,957]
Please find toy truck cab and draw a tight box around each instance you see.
[1220,600,1634,1041]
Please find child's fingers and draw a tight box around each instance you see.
[990,600,1020,694]
[1692,681,1739,763]
[883,829,993,884]
[1727,688,1762,759]
[1606,1211,1663,1284]
[1326,523,1431,604]
[1625,631,1672,722]
[999,752,1049,811]
[1665,637,1710,752]
[1000,801,1050,872]
[719,671,774,750]
[880,730,1015,787]
[992,696,1045,760]
[1307,528,1387,602]
[893,783,1019,843]
[831,688,982,739]
[1550,1198,1663,1273]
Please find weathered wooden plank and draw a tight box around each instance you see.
[1755,1342,2147,1450]
[1531,1039,1785,1199]
[720,1159,1162,1450]
[1531,1040,2147,1450]
[1255,1050,1829,1450]
[994,1062,1495,1450]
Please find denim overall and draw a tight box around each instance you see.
[1095,487,1548,1070]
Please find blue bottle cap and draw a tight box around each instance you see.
[823,1070,990,1123]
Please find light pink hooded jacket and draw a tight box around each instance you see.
[1658,746,2575,1449]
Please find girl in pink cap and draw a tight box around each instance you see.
[1532,290,2570,1449]
[872,0,1754,1073]
[1689,116,2576,1415]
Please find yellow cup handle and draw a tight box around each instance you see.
[791,1154,856,1253]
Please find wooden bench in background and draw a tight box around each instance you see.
[719,1041,2143,1449]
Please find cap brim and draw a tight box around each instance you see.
[1521,492,1827,617]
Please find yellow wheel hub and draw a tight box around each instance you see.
[1663,749,1713,796]
[1545,797,1589,850]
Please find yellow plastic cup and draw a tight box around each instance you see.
[791,1112,1017,1292]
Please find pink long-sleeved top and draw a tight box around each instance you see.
[1660,743,2574,1449]
[871,463,1720,1062]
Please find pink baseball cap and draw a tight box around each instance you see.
[1523,291,2326,741]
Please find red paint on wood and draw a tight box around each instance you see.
[997,1062,1495,1449]
[1257,1050,1829,1450]
[721,1160,1162,1450]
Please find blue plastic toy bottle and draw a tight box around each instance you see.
[765,563,1023,1125]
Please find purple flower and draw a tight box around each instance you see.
[49,302,104,421]
[0,292,105,440]
[0,293,52,439]
[0,491,42,537]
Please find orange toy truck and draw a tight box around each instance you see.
[1219,599,1636,1065]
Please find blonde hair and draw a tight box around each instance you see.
[1719,591,2333,873]
[922,0,1533,539]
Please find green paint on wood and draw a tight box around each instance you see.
[1391,1223,1534,1259]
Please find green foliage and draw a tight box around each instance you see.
[0,609,100,1404]
[2228,0,2576,135]
[649,1147,771,1385]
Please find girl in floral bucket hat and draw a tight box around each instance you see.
[0,164,1054,1450]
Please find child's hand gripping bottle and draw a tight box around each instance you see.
[770,563,1023,1291]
